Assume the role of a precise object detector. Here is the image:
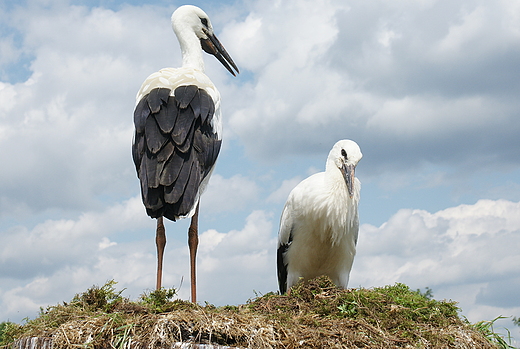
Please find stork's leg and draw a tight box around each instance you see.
[156,216,166,290]
[188,203,200,303]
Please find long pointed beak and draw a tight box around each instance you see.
[201,30,240,76]
[341,164,356,199]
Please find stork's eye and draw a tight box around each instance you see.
[341,149,348,159]
[200,17,208,27]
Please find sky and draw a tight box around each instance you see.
[1,0,519,344]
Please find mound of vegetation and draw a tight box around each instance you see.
[0,278,508,348]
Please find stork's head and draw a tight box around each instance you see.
[328,140,362,198]
[172,5,239,76]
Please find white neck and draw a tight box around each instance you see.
[175,28,205,72]
[324,159,360,243]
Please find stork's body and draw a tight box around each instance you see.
[277,140,362,294]
[132,5,238,302]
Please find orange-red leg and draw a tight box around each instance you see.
[156,216,166,290]
[188,204,200,303]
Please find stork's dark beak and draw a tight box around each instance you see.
[341,164,356,199]
[201,30,239,76]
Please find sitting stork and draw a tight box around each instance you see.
[277,140,362,294]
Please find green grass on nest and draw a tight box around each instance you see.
[0,277,509,348]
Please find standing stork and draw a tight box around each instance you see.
[132,5,239,302]
[277,140,362,294]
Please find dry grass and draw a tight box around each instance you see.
[1,278,501,348]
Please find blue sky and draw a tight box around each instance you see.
[1,0,520,344]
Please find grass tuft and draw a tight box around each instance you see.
[472,316,516,349]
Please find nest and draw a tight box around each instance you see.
[7,277,498,349]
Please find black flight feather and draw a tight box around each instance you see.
[164,152,193,204]
[133,86,219,221]
[207,97,215,122]
[193,131,221,177]
[157,87,170,103]
[156,141,175,163]
[178,160,201,215]
[177,121,195,153]
[133,98,149,133]
[154,100,176,133]
[175,85,198,109]
[193,129,203,153]
[172,107,195,147]
[139,160,163,212]
[144,152,159,188]
[277,228,294,294]
[147,88,162,113]
[191,90,201,117]
[199,91,212,124]
[210,139,222,170]
[159,150,185,186]
[144,116,168,154]
[144,187,164,217]
[132,132,145,171]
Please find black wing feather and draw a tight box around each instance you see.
[172,107,196,147]
[144,116,168,153]
[177,120,195,153]
[157,87,170,103]
[159,150,185,186]
[194,130,221,177]
[147,88,161,113]
[175,85,198,108]
[154,100,177,133]
[191,90,201,117]
[199,91,212,124]
[133,98,149,133]
[207,96,215,123]
[209,139,222,172]
[164,152,193,204]
[277,228,293,294]
[133,85,219,221]
[143,152,160,188]
[156,141,175,163]
[132,131,144,171]
[139,157,163,212]
[178,159,201,214]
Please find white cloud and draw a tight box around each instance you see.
[98,237,117,250]
[266,176,302,203]
[201,174,261,214]
[0,195,159,319]
[366,95,506,136]
[436,6,487,55]
[218,0,520,175]
[0,196,149,279]
[351,199,520,313]
[353,197,520,344]
[197,210,277,303]
[0,3,178,216]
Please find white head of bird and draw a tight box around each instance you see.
[326,139,362,199]
[171,5,239,76]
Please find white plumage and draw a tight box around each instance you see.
[277,140,362,294]
[132,5,238,301]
